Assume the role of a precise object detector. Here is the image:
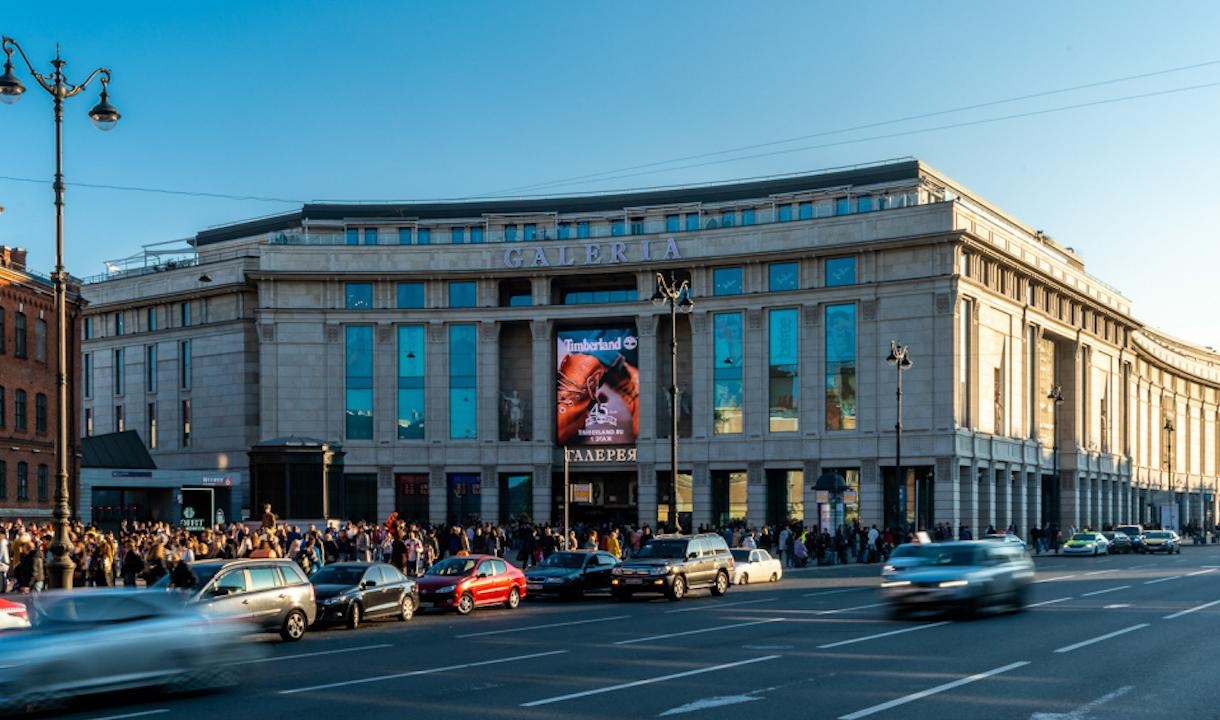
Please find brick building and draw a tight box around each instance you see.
[0,245,84,518]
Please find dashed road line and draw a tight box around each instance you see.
[614,618,784,645]
[666,597,777,614]
[1054,623,1149,653]
[818,621,951,649]
[237,643,393,664]
[457,615,629,638]
[1026,596,1073,608]
[1164,599,1220,619]
[280,649,569,694]
[520,655,781,707]
[816,602,887,615]
[1145,575,1182,585]
[1034,574,1079,584]
[1081,585,1130,597]
[838,661,1030,719]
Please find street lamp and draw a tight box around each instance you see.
[1048,385,1064,528]
[1164,417,1176,526]
[1,38,120,589]
[885,341,913,530]
[651,271,692,532]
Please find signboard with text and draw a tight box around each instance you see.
[556,327,639,446]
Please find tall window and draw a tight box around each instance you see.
[665,214,680,233]
[114,404,124,432]
[857,195,874,212]
[345,282,373,309]
[14,312,26,357]
[0,307,6,351]
[181,399,191,447]
[14,390,26,431]
[180,302,190,327]
[451,227,466,244]
[146,345,157,393]
[558,222,572,239]
[611,219,625,236]
[769,262,799,292]
[34,319,46,361]
[397,282,425,309]
[346,228,359,245]
[364,228,379,245]
[84,407,93,437]
[398,227,413,245]
[82,315,91,340]
[742,208,756,225]
[470,226,484,243]
[0,386,5,427]
[524,223,537,241]
[147,306,157,331]
[499,474,533,524]
[577,221,590,238]
[84,353,93,399]
[711,470,748,526]
[345,326,374,440]
[799,201,813,220]
[34,393,46,434]
[835,197,852,215]
[16,462,27,501]
[449,324,478,439]
[825,256,857,286]
[504,224,518,242]
[959,299,973,426]
[179,340,191,389]
[825,303,857,430]
[720,210,736,228]
[713,267,743,296]
[778,204,793,222]
[0,460,6,500]
[768,308,799,432]
[397,325,426,439]
[36,464,47,502]
[684,213,699,231]
[417,227,431,244]
[449,281,477,308]
[147,401,158,450]
[114,348,125,394]
[713,312,744,434]
[114,311,123,337]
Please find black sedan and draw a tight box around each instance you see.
[525,551,620,598]
[310,562,418,629]
[1101,531,1133,554]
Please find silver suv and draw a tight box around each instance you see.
[153,558,317,640]
[611,533,734,601]
[880,541,1034,618]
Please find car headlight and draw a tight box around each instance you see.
[882,565,896,573]
[1084,543,1094,548]
[612,568,623,575]
[881,580,910,588]
[437,585,456,594]
[319,595,343,606]
[938,580,969,588]
[651,566,668,575]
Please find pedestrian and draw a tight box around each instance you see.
[169,552,197,590]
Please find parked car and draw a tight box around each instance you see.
[311,562,418,629]
[0,599,29,631]
[525,551,620,598]
[730,549,782,585]
[880,541,1034,617]
[416,555,526,615]
[1101,531,1133,554]
[1062,532,1110,556]
[1115,525,1147,552]
[151,558,317,641]
[0,590,261,714]
[611,533,734,601]
[1143,530,1181,554]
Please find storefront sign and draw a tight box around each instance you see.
[557,327,640,446]
[842,489,859,505]
[564,447,638,463]
[180,488,214,532]
[504,237,680,269]
[201,475,234,487]
[815,490,830,504]
[111,471,152,478]
[571,483,594,503]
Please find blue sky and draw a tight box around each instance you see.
[2,1,1219,344]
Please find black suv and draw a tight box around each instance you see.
[611,533,734,601]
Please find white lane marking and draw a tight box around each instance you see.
[1054,623,1149,653]
[456,615,629,638]
[1083,569,1117,576]
[614,618,783,645]
[84,711,170,720]
[1104,604,1132,609]
[818,621,951,649]
[817,602,887,615]
[1029,685,1133,720]
[1144,575,1182,585]
[658,694,762,716]
[1035,574,1079,584]
[838,661,1030,720]
[803,587,868,598]
[1027,596,1073,608]
[1080,585,1130,597]
[1186,568,1217,577]
[236,643,392,664]
[666,597,777,613]
[280,649,568,694]
[1164,599,1220,619]
[520,654,780,707]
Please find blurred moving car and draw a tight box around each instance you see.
[880,542,1034,617]
[1101,531,1133,554]
[417,555,526,615]
[152,558,317,640]
[730,549,782,585]
[611,533,734,601]
[525,551,620,598]
[310,562,418,629]
[0,591,261,714]
[1115,525,1147,553]
[1143,530,1182,554]
[981,534,1027,551]
[1062,532,1110,556]
[882,544,937,580]
[0,599,29,630]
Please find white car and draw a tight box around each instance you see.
[730,549,782,585]
[1062,532,1110,556]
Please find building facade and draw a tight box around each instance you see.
[79,160,1220,534]
[0,246,83,518]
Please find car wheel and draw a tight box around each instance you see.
[770,572,779,583]
[345,603,362,630]
[506,587,521,609]
[668,575,687,601]
[711,571,730,597]
[399,595,415,622]
[457,592,475,615]
[740,573,749,585]
[281,609,307,641]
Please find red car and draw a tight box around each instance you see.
[0,598,29,630]
[416,555,526,615]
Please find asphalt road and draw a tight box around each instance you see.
[40,545,1220,720]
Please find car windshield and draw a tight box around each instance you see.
[1146,532,1171,539]
[731,550,752,562]
[426,558,478,577]
[1101,533,1116,540]
[925,548,982,566]
[541,553,587,569]
[636,540,689,559]
[34,595,173,629]
[1071,534,1097,542]
[149,562,224,591]
[889,545,933,560]
[311,566,367,585]
[1116,527,1141,536]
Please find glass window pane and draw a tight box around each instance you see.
[835,197,852,215]
[665,215,680,233]
[499,473,532,524]
[769,262,799,292]
[798,201,813,220]
[346,228,359,245]
[397,325,425,439]
[713,313,744,435]
[418,228,431,245]
[449,325,478,439]
[577,221,590,239]
[778,204,793,222]
[364,228,378,245]
[611,220,625,236]
[396,282,425,309]
[720,210,735,227]
[524,223,537,241]
[742,208,755,226]
[398,227,412,245]
[825,257,857,287]
[558,222,571,240]
[504,224,518,242]
[449,281,477,308]
[685,213,699,231]
[345,326,374,439]
[825,304,857,430]
[713,267,742,296]
[470,226,484,243]
[345,282,373,309]
[857,195,874,212]
[768,308,799,432]
[452,227,466,244]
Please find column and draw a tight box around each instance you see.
[978,465,994,532]
[747,460,765,529]
[481,464,498,524]
[1060,471,1080,531]
[426,323,447,447]
[530,320,552,444]
[860,459,881,528]
[1027,470,1041,532]
[638,462,656,529]
[637,314,658,440]
[690,312,712,440]
[935,457,960,534]
[997,465,1011,531]
[1012,468,1027,537]
[745,309,765,439]
[803,459,820,530]
[429,465,446,526]
[692,462,711,530]
[961,462,977,537]
[533,463,552,525]
[375,322,396,443]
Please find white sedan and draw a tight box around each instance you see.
[730,549,783,585]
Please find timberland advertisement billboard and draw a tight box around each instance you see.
[556,327,639,446]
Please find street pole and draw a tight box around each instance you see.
[0,39,120,589]
[886,341,912,532]
[1165,418,1175,529]
[1048,385,1063,532]
[563,447,570,550]
[651,271,693,534]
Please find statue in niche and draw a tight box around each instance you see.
[501,390,529,440]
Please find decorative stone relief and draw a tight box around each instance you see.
[861,300,878,321]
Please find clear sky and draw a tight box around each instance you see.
[2,1,1218,345]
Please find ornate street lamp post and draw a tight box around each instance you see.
[1164,417,1176,527]
[886,341,913,530]
[1,38,120,589]
[651,272,692,533]
[1048,385,1064,528]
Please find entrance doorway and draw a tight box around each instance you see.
[552,471,638,527]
